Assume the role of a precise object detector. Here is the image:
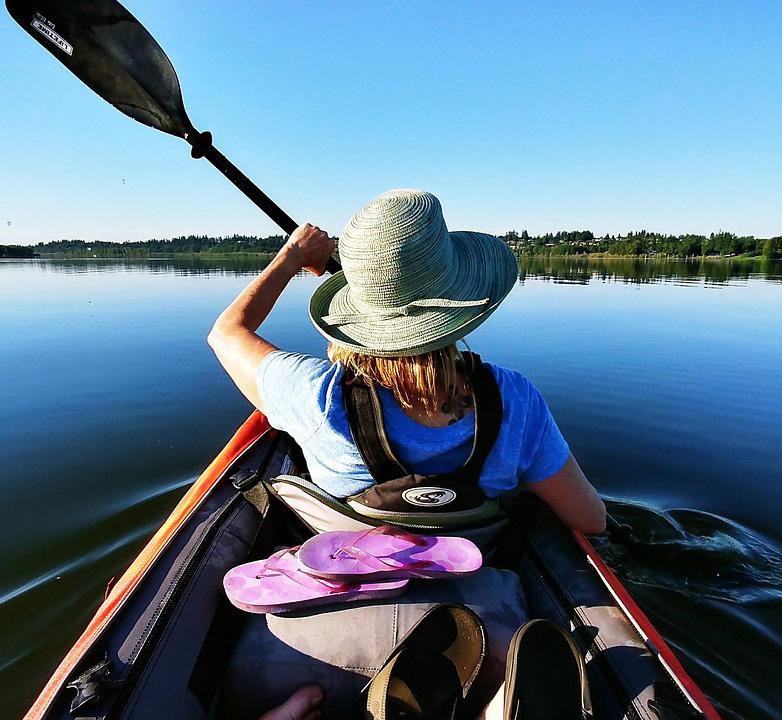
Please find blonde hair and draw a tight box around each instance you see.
[328,343,466,413]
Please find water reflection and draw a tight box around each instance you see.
[4,255,781,284]
[514,255,782,286]
[0,254,276,277]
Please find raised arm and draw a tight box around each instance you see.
[528,454,607,534]
[207,224,335,410]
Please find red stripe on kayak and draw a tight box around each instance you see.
[25,411,271,720]
[572,531,721,719]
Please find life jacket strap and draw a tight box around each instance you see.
[342,352,503,488]
[343,379,408,483]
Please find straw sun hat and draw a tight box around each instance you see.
[309,189,518,357]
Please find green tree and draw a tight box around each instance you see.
[0,244,34,258]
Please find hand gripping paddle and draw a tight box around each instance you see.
[6,0,341,274]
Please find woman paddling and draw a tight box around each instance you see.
[208,188,605,535]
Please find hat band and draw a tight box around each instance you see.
[321,297,490,328]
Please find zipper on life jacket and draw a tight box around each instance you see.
[345,496,502,526]
[269,475,457,531]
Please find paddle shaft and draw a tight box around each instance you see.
[186,130,341,274]
[203,144,297,234]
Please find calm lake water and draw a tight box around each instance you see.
[1,255,781,719]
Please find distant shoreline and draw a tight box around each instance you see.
[6,252,775,262]
[38,251,278,258]
[3,229,780,261]
[3,241,780,262]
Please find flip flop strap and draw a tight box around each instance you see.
[376,525,430,544]
[335,526,434,571]
[259,547,357,593]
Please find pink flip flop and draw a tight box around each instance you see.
[223,546,409,614]
[297,526,483,582]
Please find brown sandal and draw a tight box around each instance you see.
[360,604,486,720]
[503,619,591,720]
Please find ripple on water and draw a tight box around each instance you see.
[597,500,782,604]
[594,499,782,718]
[0,476,191,694]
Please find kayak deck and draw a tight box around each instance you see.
[26,416,719,719]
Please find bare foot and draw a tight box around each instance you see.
[259,685,323,720]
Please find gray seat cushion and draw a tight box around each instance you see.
[222,568,527,719]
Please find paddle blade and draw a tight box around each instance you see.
[6,0,194,137]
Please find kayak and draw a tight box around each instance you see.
[24,411,720,720]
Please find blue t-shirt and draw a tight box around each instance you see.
[256,351,569,499]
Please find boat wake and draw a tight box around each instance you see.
[595,499,782,605]
[0,475,192,609]
[593,499,782,719]
[0,475,193,692]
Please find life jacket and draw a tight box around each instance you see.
[340,352,504,526]
[263,353,508,544]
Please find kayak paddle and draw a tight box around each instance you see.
[5,0,341,274]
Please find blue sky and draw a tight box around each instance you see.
[2,1,780,245]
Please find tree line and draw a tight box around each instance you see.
[0,244,35,258]
[3,229,780,259]
[502,229,781,259]
[28,234,288,257]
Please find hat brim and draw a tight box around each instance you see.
[309,232,518,357]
